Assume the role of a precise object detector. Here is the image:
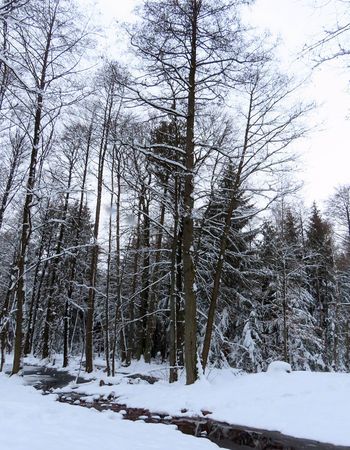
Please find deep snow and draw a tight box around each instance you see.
[54,358,350,447]
[0,372,221,450]
[3,355,350,448]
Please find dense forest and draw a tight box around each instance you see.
[0,0,350,385]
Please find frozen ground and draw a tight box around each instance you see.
[0,371,221,450]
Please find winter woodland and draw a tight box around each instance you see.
[1,0,350,386]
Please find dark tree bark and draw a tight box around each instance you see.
[144,183,167,363]
[12,87,45,374]
[182,0,201,384]
[201,90,253,371]
[41,150,76,359]
[63,120,93,368]
[85,79,115,373]
[0,135,23,230]
[111,149,122,375]
[135,185,151,360]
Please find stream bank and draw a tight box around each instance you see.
[21,365,350,450]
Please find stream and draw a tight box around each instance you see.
[19,366,350,450]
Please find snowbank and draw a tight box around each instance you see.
[57,365,350,447]
[266,360,292,373]
[0,373,220,450]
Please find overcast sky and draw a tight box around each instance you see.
[81,0,350,207]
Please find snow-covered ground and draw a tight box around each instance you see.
[0,372,221,450]
[2,355,350,448]
[53,358,350,447]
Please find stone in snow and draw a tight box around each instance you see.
[267,361,292,373]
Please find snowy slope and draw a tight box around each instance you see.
[0,373,221,450]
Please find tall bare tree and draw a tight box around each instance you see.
[11,0,89,374]
[129,0,260,384]
[85,63,125,373]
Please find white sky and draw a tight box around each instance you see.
[81,0,350,207]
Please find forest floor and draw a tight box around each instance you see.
[0,366,219,450]
[1,355,350,449]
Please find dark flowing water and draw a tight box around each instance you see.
[20,366,350,450]
[22,365,88,390]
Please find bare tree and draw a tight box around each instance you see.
[0,131,24,230]
[85,63,125,373]
[303,1,350,65]
[201,66,311,370]
[327,185,350,243]
[11,0,89,374]
[129,0,260,384]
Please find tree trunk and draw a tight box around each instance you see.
[135,189,151,360]
[111,152,122,375]
[169,176,179,382]
[42,162,74,359]
[125,196,142,364]
[85,90,114,373]
[63,118,93,367]
[144,183,167,363]
[201,90,253,371]
[23,239,45,355]
[182,0,199,385]
[12,11,54,374]
[0,264,16,371]
[12,92,43,374]
[0,138,22,230]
